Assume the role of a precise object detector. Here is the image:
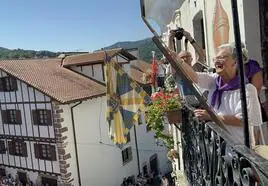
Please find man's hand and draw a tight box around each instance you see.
[169,30,176,40]
[194,109,211,121]
[183,30,194,41]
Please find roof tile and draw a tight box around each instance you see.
[129,60,152,84]
[0,58,106,103]
[63,48,136,67]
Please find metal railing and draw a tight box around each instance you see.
[180,108,268,185]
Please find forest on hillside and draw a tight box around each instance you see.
[0,38,162,62]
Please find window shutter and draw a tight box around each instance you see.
[21,142,28,157]
[121,150,125,163]
[0,140,5,154]
[46,110,52,126]
[0,79,4,91]
[50,145,57,161]
[32,110,38,125]
[16,110,22,124]
[10,77,18,91]
[34,143,40,158]
[1,110,8,124]
[8,141,15,155]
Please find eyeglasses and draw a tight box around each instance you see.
[213,55,231,62]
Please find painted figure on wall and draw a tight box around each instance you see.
[213,0,230,50]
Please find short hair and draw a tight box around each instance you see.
[178,51,192,57]
[217,42,249,63]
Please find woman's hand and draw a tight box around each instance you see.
[194,109,211,121]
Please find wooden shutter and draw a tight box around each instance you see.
[34,143,40,158]
[46,110,52,126]
[21,142,28,157]
[1,110,8,124]
[32,110,38,125]
[121,150,125,163]
[10,77,18,91]
[8,141,15,155]
[0,78,4,91]
[16,110,22,124]
[50,145,57,161]
[0,140,5,154]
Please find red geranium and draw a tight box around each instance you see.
[150,89,181,111]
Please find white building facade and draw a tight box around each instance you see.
[0,49,171,186]
[0,71,59,185]
[158,0,268,174]
[162,0,264,68]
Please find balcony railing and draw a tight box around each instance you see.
[180,108,268,185]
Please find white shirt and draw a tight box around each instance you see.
[157,63,166,77]
[197,72,262,145]
[165,64,172,76]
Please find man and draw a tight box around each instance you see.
[156,57,166,88]
[178,51,193,66]
[176,51,196,96]
[169,49,200,106]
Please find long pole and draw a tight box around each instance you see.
[231,0,250,147]
[134,125,141,174]
[71,101,83,186]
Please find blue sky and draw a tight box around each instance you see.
[0,0,152,52]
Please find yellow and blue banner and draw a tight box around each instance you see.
[105,57,151,144]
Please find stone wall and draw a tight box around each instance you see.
[52,102,73,186]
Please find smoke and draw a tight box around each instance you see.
[143,0,181,32]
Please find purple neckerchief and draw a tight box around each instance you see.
[246,59,262,80]
[211,75,246,108]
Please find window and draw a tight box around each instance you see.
[8,140,27,157]
[17,172,27,185]
[0,140,6,154]
[32,109,52,126]
[34,143,56,161]
[143,165,148,176]
[42,176,57,186]
[0,76,17,91]
[1,110,22,124]
[39,110,48,124]
[0,168,5,177]
[122,147,132,165]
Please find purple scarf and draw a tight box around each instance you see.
[211,76,241,108]
[211,59,262,108]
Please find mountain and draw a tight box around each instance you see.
[0,47,60,60]
[104,38,162,62]
[0,38,162,62]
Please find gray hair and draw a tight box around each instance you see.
[217,42,249,63]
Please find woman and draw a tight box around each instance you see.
[170,39,262,147]
[245,59,267,122]
[218,43,267,122]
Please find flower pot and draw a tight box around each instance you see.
[254,145,268,160]
[166,110,182,124]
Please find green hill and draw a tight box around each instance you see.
[0,47,60,60]
[104,38,162,62]
[0,38,162,62]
